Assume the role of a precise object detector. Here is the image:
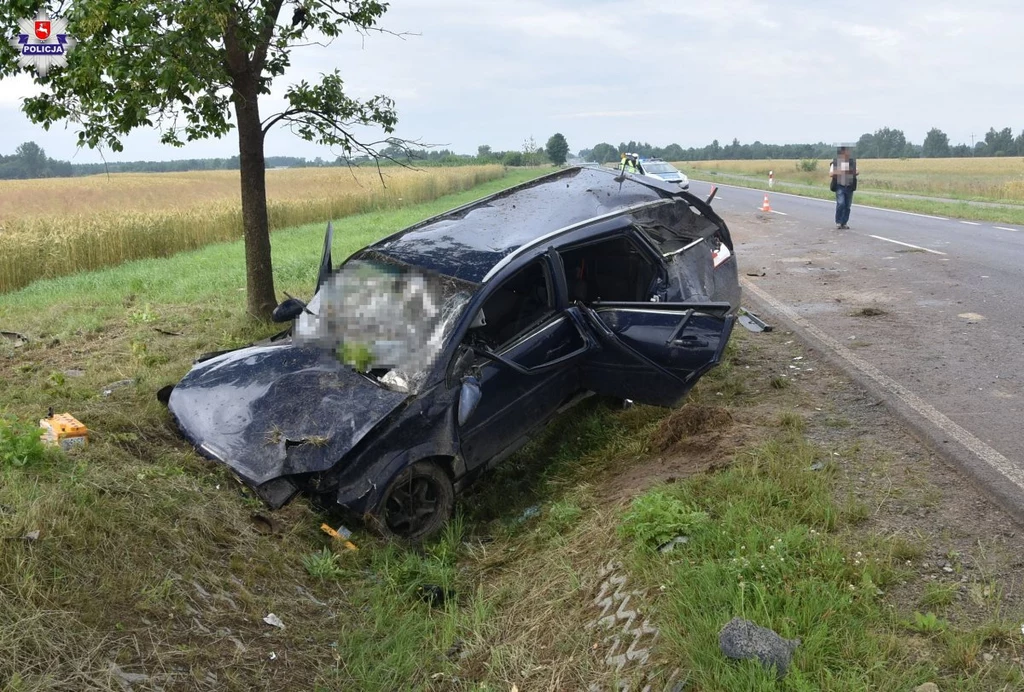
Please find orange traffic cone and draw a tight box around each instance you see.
[760,194,772,212]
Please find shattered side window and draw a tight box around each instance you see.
[294,254,479,394]
[633,201,722,256]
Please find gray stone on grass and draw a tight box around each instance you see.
[718,617,800,678]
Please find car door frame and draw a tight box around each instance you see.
[450,249,592,475]
[577,300,736,408]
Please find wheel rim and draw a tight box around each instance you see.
[385,473,441,537]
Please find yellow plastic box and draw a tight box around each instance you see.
[40,412,88,451]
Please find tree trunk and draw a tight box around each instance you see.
[233,80,277,320]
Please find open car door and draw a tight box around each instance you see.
[579,301,735,408]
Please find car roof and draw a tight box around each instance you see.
[369,166,684,284]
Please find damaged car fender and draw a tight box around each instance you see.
[167,343,409,497]
[329,385,463,515]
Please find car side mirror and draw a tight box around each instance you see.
[458,376,482,426]
[272,297,307,323]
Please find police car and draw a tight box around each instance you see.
[638,158,689,189]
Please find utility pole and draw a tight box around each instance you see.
[970,133,976,156]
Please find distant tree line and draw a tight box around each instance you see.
[0,141,74,178]
[0,134,569,180]
[0,142,329,179]
[11,125,1020,181]
[375,136,555,167]
[579,127,1024,162]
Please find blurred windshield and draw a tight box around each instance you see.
[642,162,677,174]
[294,255,477,393]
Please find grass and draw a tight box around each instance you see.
[2,168,1023,689]
[0,165,508,294]
[680,158,1024,226]
[618,428,1024,690]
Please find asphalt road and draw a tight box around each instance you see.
[693,180,1024,521]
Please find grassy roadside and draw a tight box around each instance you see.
[681,169,1024,226]
[3,170,1023,689]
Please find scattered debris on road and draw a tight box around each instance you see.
[417,583,453,608]
[320,523,358,551]
[39,411,88,450]
[737,308,772,333]
[657,536,690,553]
[0,331,28,347]
[102,379,135,397]
[108,662,150,688]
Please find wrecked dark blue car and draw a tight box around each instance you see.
[165,166,740,539]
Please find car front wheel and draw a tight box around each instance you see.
[370,461,454,541]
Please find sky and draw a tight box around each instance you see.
[2,0,1023,163]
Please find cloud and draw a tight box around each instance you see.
[1,0,1023,161]
[555,110,672,119]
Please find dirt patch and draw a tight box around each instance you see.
[650,404,734,453]
[852,306,887,317]
[601,411,762,506]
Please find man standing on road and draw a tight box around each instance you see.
[829,146,858,229]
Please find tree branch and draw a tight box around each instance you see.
[261,107,301,134]
[252,0,286,73]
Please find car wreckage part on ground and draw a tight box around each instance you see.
[320,523,358,551]
[164,166,741,540]
[737,308,773,333]
[39,411,88,450]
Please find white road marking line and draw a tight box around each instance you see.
[853,204,949,221]
[868,235,947,255]
[995,226,1018,232]
[714,184,830,204]
[961,221,981,226]
[741,278,1024,495]
[754,208,788,215]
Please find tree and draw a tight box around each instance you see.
[983,127,1015,156]
[545,133,569,166]
[590,142,618,164]
[1,1,411,319]
[477,145,492,161]
[855,133,877,158]
[15,141,47,177]
[872,128,906,158]
[661,143,684,161]
[922,128,950,158]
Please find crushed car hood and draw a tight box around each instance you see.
[168,343,408,486]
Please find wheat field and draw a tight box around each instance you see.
[681,157,1024,202]
[0,165,506,294]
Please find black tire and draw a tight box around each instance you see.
[370,461,454,542]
